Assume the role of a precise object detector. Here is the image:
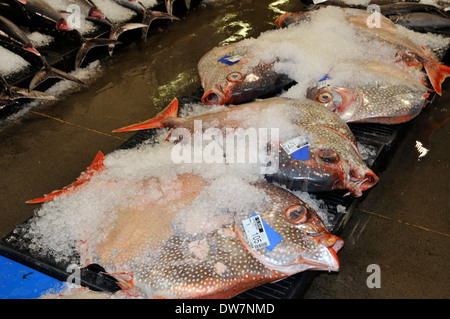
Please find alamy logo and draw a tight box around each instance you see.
[66,264,81,285]
[169,120,280,174]
[366,4,381,29]
[66,4,81,29]
[366,264,381,288]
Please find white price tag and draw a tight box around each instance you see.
[280,136,309,155]
[242,214,270,250]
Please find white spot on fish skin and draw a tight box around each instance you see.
[215,262,228,275]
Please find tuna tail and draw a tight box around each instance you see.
[75,37,122,69]
[423,58,450,95]
[29,57,86,91]
[26,151,105,204]
[102,17,147,55]
[140,7,180,40]
[113,98,179,132]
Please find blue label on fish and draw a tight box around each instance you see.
[242,214,282,252]
[218,55,241,66]
[292,146,309,160]
[281,136,310,160]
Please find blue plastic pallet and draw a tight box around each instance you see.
[0,255,64,299]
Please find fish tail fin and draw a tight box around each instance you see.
[30,59,86,91]
[107,21,148,54]
[423,58,450,95]
[76,37,122,68]
[141,8,179,40]
[113,98,179,133]
[26,151,105,204]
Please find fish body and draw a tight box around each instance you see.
[27,153,343,298]
[306,84,428,124]
[114,97,378,197]
[275,8,450,95]
[0,14,40,56]
[198,43,294,105]
[388,12,450,31]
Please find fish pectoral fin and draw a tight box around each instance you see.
[29,64,86,91]
[113,98,179,133]
[26,151,105,204]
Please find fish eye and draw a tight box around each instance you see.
[318,148,339,163]
[227,72,243,82]
[318,92,332,103]
[284,205,308,225]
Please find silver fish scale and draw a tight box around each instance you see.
[355,85,425,122]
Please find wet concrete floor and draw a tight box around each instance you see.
[0,0,448,298]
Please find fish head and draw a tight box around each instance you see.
[56,18,73,31]
[306,85,362,122]
[234,182,343,274]
[199,45,293,105]
[271,130,378,196]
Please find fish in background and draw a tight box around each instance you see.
[60,0,147,56]
[291,1,450,33]
[305,61,432,124]
[0,14,86,90]
[26,151,343,299]
[0,76,56,109]
[274,8,450,95]
[112,0,179,40]
[9,0,124,68]
[197,42,295,106]
[113,97,378,197]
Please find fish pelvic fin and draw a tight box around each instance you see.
[76,38,121,68]
[423,58,450,95]
[26,151,105,204]
[113,98,179,133]
[29,61,86,91]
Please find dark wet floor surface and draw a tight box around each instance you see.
[0,0,449,299]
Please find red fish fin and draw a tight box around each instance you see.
[26,151,105,204]
[113,98,179,133]
[424,60,450,95]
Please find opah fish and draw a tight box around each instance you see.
[305,61,431,124]
[26,149,343,298]
[275,8,450,95]
[197,42,294,105]
[113,97,378,197]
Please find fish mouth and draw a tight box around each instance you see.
[201,88,228,105]
[347,169,379,197]
[56,18,73,31]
